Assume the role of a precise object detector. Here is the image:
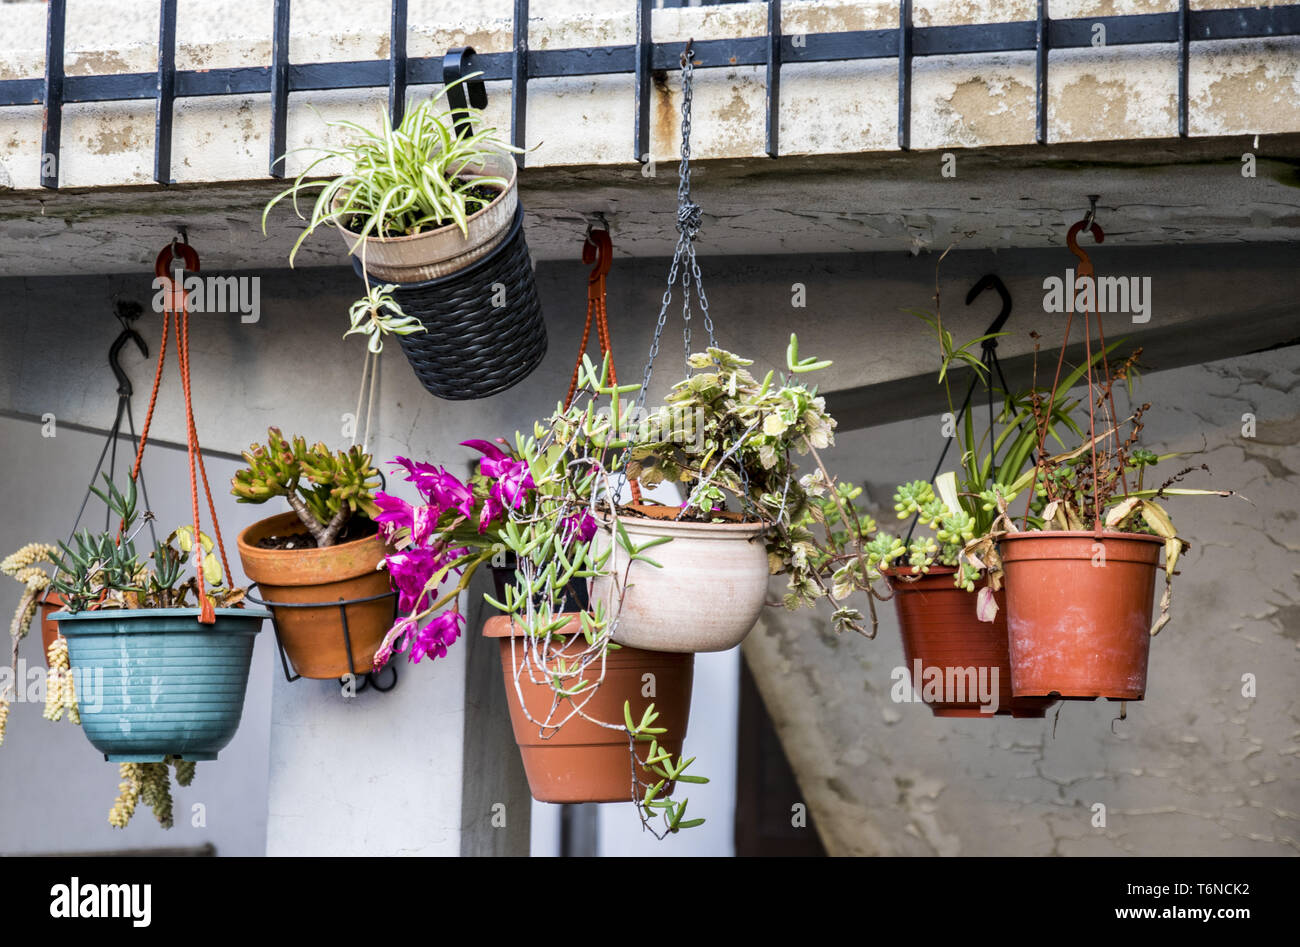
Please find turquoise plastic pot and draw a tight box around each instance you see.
[53,607,268,763]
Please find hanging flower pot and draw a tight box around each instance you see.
[885,567,1054,718]
[1000,531,1162,700]
[592,505,769,653]
[265,77,546,402]
[53,607,267,761]
[483,613,695,804]
[236,511,394,680]
[335,152,519,284]
[353,205,547,401]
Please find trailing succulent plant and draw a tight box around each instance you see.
[109,757,196,829]
[231,428,382,547]
[49,477,241,613]
[1,542,64,745]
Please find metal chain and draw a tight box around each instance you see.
[635,41,714,412]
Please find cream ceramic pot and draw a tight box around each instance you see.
[592,508,770,653]
[336,152,519,283]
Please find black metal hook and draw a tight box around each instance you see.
[109,300,148,397]
[965,273,1012,348]
[443,47,487,139]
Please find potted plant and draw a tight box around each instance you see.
[966,346,1234,701]
[876,318,1118,717]
[359,357,707,830]
[231,429,392,681]
[262,77,546,400]
[600,336,899,652]
[48,476,267,768]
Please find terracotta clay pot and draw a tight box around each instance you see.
[1000,530,1162,700]
[236,511,395,680]
[885,567,1054,718]
[483,613,695,804]
[38,591,64,667]
[592,504,769,653]
[335,153,519,283]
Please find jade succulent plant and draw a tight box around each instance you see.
[231,428,381,547]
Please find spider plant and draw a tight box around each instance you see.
[262,73,524,267]
[345,283,425,353]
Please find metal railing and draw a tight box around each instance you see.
[2,0,1297,189]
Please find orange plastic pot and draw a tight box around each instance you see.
[1000,531,1162,700]
[38,591,64,667]
[483,614,694,804]
[885,567,1054,718]
[236,511,395,680]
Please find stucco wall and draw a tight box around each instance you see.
[1,0,1297,190]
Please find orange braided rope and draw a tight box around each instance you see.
[567,230,641,502]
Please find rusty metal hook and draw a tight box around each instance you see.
[1066,218,1104,276]
[583,227,612,284]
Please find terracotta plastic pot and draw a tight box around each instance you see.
[38,591,65,667]
[334,153,519,283]
[484,613,695,804]
[236,511,395,680]
[885,567,1054,718]
[592,504,769,653]
[55,607,268,762]
[1000,530,1162,700]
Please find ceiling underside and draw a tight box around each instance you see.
[0,135,1297,279]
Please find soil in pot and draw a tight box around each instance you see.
[1000,530,1162,700]
[885,567,1054,718]
[592,504,769,653]
[236,511,395,680]
[484,613,694,804]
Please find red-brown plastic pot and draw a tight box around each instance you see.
[38,591,64,667]
[236,511,395,680]
[885,567,1054,718]
[1000,530,1162,700]
[483,613,694,804]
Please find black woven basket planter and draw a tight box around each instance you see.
[352,206,547,400]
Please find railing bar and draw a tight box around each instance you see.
[40,0,66,189]
[897,0,912,151]
[154,0,178,185]
[634,0,652,164]
[1035,0,1048,145]
[389,0,407,127]
[765,0,781,158]
[1178,0,1190,138]
[513,0,529,167]
[269,0,291,178]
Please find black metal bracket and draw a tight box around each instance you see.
[109,302,148,397]
[965,274,1012,345]
[245,582,399,695]
[443,47,487,140]
[903,272,1015,545]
